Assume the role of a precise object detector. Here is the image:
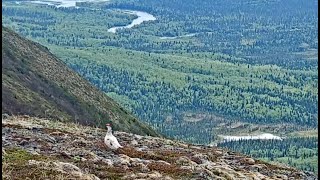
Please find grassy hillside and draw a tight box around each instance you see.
[2,26,160,137]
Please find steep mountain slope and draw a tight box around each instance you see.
[2,26,159,137]
[2,115,317,179]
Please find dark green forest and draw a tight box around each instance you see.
[104,0,318,69]
[218,137,318,174]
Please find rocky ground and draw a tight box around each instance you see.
[2,115,317,180]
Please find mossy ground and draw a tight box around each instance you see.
[2,148,63,180]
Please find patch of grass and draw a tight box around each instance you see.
[147,162,192,178]
[287,129,318,137]
[72,159,125,179]
[119,146,168,162]
[153,150,189,163]
[3,148,41,163]
[2,148,66,180]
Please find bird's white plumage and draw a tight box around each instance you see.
[104,125,123,150]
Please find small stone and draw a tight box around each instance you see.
[22,115,30,118]
[30,151,40,155]
[291,171,306,177]
[249,164,267,172]
[176,156,194,166]
[156,160,171,166]
[101,158,113,166]
[241,158,255,165]
[45,136,56,143]
[276,174,288,180]
[60,151,72,158]
[2,113,10,120]
[190,145,202,150]
[134,134,143,140]
[214,150,223,156]
[28,160,40,166]
[192,154,209,164]
[163,176,174,180]
[19,139,28,146]
[131,140,139,146]
[180,166,193,170]
[147,171,162,179]
[49,131,64,136]
[2,148,7,156]
[114,154,131,166]
[35,148,41,153]
[135,163,149,173]
[55,161,81,173]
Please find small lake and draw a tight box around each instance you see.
[220,133,282,142]
[107,10,156,33]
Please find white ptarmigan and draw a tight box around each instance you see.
[104,123,123,150]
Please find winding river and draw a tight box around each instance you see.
[107,11,156,33]
[29,0,110,8]
[27,0,156,32]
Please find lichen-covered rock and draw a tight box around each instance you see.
[249,164,268,172]
[240,157,255,165]
[130,139,139,146]
[176,156,197,166]
[28,160,100,180]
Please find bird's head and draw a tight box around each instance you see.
[106,123,112,133]
[106,123,111,127]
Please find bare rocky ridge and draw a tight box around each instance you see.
[2,115,317,179]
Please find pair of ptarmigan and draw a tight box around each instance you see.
[104,123,123,150]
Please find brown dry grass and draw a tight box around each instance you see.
[147,162,192,178]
